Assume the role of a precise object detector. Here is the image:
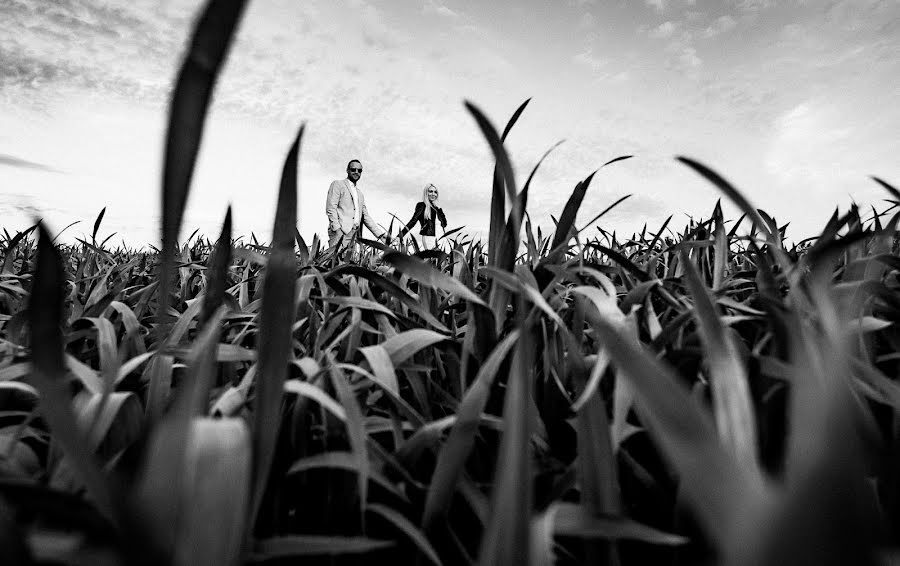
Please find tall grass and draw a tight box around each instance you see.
[2,1,900,565]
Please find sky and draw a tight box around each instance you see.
[1,0,899,248]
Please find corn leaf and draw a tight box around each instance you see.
[423,330,520,529]
[367,503,443,566]
[382,252,485,306]
[249,126,303,529]
[680,249,760,476]
[573,284,761,548]
[487,99,530,266]
[327,357,369,522]
[250,536,395,559]
[200,206,232,327]
[28,225,115,521]
[478,327,534,566]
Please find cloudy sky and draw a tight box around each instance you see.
[1,0,898,247]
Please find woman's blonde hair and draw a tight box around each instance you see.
[422,184,438,220]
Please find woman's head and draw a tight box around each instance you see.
[423,184,438,203]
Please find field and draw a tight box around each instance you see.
[3,1,900,565]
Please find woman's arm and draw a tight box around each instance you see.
[400,202,425,237]
[437,207,447,229]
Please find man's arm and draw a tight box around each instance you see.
[360,199,386,240]
[325,181,341,232]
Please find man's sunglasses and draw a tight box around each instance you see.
[349,167,363,172]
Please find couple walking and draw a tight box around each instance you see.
[325,159,447,255]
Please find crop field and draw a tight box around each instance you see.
[3,2,900,566]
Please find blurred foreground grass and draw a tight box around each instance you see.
[3,1,900,565]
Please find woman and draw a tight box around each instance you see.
[400,184,447,250]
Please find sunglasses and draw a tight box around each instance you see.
[349,167,363,172]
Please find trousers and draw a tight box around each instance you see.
[421,235,437,250]
[328,226,359,258]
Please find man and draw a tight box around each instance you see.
[325,159,387,256]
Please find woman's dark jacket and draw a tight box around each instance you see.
[401,202,447,237]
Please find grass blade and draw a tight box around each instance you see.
[250,536,395,559]
[730,286,876,566]
[154,0,248,431]
[130,305,228,562]
[422,330,520,529]
[549,172,596,262]
[368,503,443,566]
[287,452,406,502]
[176,417,251,566]
[550,502,688,544]
[872,175,900,202]
[161,0,248,247]
[680,249,760,478]
[1,225,36,274]
[200,206,232,327]
[91,206,106,246]
[327,358,369,525]
[487,99,531,265]
[676,157,771,241]
[382,252,485,307]
[359,345,399,396]
[249,126,303,529]
[378,328,448,365]
[601,155,633,168]
[478,326,534,566]
[495,141,563,272]
[283,380,346,421]
[28,225,115,521]
[712,205,728,290]
[572,285,763,548]
[585,244,651,282]
[325,265,449,332]
[465,101,520,261]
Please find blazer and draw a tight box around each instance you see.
[401,202,447,237]
[325,179,385,239]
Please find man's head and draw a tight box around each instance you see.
[346,159,362,184]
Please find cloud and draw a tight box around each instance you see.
[730,0,773,12]
[0,153,59,173]
[684,10,704,22]
[345,0,401,49]
[649,21,678,39]
[674,46,702,70]
[423,0,459,19]
[651,24,701,74]
[765,101,853,186]
[754,96,900,239]
[770,3,900,82]
[578,11,596,29]
[3,0,895,248]
[703,15,737,37]
[0,0,191,106]
[573,48,606,72]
